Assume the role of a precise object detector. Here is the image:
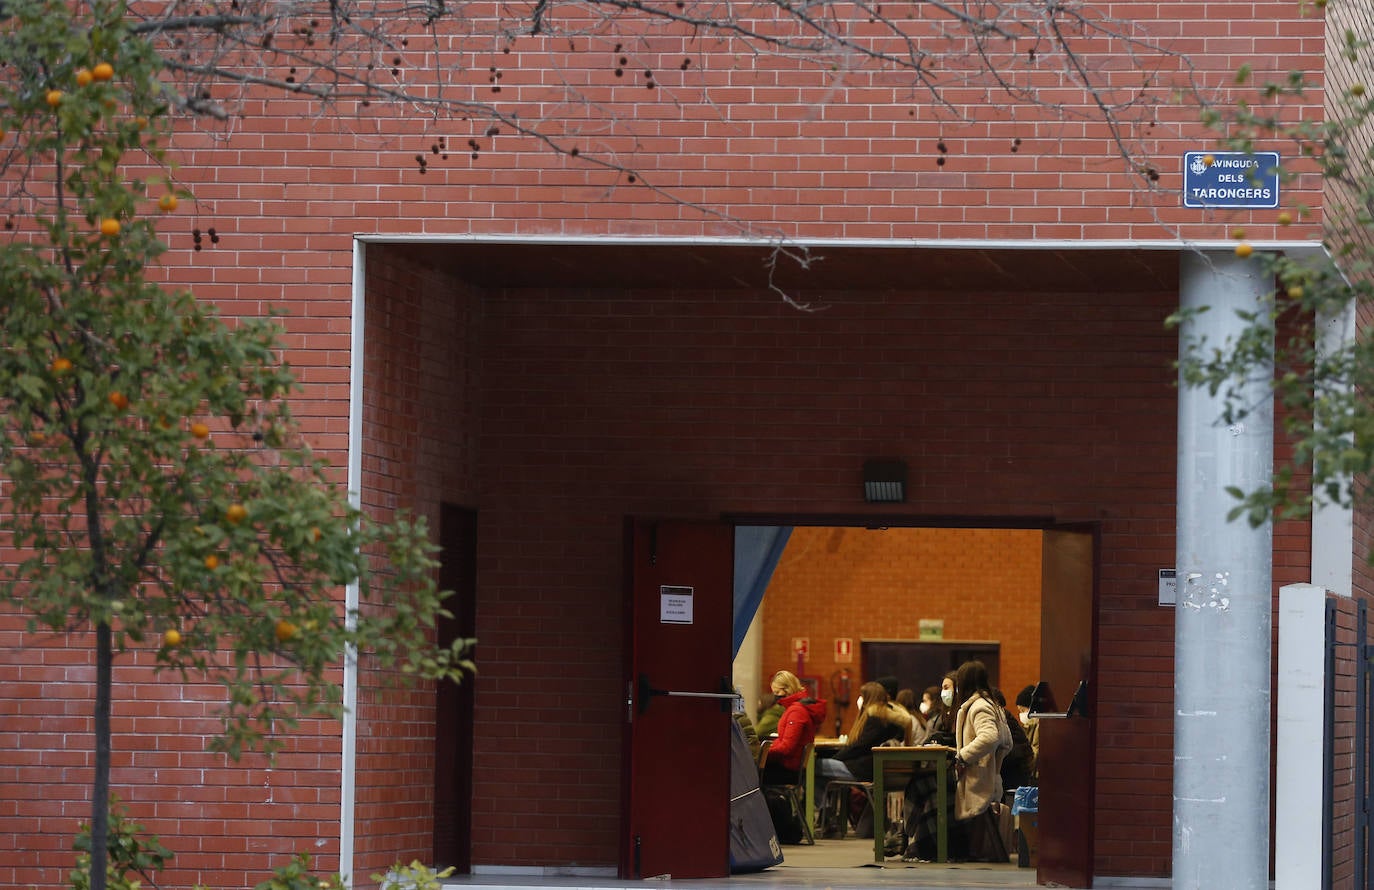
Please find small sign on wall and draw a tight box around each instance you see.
[793,637,810,658]
[835,637,853,664]
[1158,569,1177,606]
[660,585,694,624]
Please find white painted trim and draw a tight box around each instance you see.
[340,238,367,886]
[1276,583,1328,890]
[354,232,1324,255]
[1312,300,1356,597]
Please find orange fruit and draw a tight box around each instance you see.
[45,90,63,107]
[163,628,182,647]
[226,503,248,525]
[1277,211,1293,226]
[1287,285,1304,299]
[311,526,322,542]
[108,392,129,410]
[50,357,73,374]
[1231,227,1246,240]
[204,554,220,570]
[92,62,114,81]
[99,218,120,237]
[190,422,210,439]
[158,194,178,213]
[75,69,93,87]
[1202,154,1214,167]
[275,619,298,643]
[1235,242,1254,258]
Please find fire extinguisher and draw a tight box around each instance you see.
[831,668,852,736]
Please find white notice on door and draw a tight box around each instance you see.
[660,585,694,624]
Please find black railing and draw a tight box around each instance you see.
[1326,596,1336,890]
[1357,599,1371,890]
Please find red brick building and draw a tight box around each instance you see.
[0,0,1354,887]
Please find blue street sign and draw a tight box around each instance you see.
[1182,151,1280,209]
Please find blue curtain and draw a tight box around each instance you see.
[732,526,793,658]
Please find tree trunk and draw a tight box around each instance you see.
[92,618,112,890]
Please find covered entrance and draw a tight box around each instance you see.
[358,237,1186,885]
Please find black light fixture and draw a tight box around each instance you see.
[863,459,907,503]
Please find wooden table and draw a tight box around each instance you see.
[871,745,955,863]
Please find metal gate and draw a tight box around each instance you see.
[1328,598,1373,890]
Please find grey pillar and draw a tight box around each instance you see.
[1174,250,1273,889]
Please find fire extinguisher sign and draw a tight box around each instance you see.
[792,637,809,657]
[835,638,853,664]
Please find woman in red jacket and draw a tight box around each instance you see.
[759,669,827,784]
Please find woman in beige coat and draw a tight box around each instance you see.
[952,660,1013,822]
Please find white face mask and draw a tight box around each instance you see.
[918,701,931,715]
[1019,709,1032,726]
[855,696,864,711]
[940,689,954,708]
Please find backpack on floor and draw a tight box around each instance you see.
[762,785,804,845]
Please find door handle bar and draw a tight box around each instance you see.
[637,673,738,714]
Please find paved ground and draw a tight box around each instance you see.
[442,837,1042,889]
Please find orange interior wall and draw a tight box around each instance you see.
[759,526,1042,733]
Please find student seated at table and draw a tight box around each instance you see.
[901,672,957,858]
[818,681,907,836]
[759,670,827,785]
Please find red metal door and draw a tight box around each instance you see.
[1036,525,1099,888]
[620,519,734,879]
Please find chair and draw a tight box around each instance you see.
[818,778,875,840]
[759,740,815,845]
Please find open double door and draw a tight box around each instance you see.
[621,520,1098,887]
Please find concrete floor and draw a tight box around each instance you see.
[443,838,1039,889]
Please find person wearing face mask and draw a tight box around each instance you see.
[759,670,827,785]
[914,674,957,747]
[815,681,906,837]
[950,660,1014,862]
[900,672,960,859]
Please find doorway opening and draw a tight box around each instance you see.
[735,525,1042,737]
[731,522,1096,886]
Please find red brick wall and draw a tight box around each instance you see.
[1326,594,1368,890]
[0,627,347,889]
[354,249,484,878]
[760,526,1042,733]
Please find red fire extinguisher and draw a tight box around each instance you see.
[831,668,852,736]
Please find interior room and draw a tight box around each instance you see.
[732,525,1044,874]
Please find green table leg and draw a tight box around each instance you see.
[935,761,948,862]
[804,748,815,836]
[873,756,887,863]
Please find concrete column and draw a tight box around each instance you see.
[1174,250,1274,889]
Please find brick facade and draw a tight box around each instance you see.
[0,0,1343,885]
